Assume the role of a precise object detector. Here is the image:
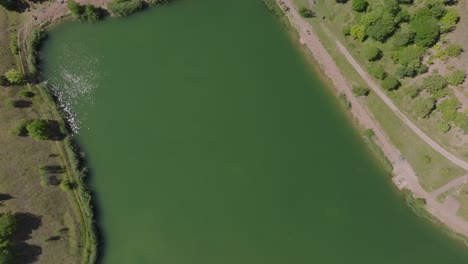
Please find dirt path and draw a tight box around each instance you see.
[277,0,468,236]
[431,174,468,198]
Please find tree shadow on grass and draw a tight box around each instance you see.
[0,193,13,202]
[12,213,43,264]
[12,100,33,108]
[46,120,66,141]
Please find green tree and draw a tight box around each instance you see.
[363,44,381,61]
[67,0,84,17]
[391,27,415,48]
[382,76,400,91]
[299,7,315,18]
[411,15,440,47]
[3,69,24,84]
[366,13,397,42]
[350,25,367,41]
[384,0,400,15]
[368,64,386,80]
[423,74,447,93]
[352,0,367,12]
[26,119,49,140]
[412,98,435,118]
[352,86,370,96]
[438,97,461,122]
[446,70,466,86]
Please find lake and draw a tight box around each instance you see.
[41,0,468,263]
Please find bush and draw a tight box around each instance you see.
[363,44,381,61]
[384,0,400,15]
[438,121,451,133]
[368,64,386,80]
[396,65,416,78]
[440,8,459,33]
[382,76,400,91]
[395,45,424,66]
[28,28,47,74]
[299,7,315,18]
[403,86,420,98]
[352,0,367,12]
[18,90,35,98]
[362,128,375,137]
[342,25,351,36]
[60,179,78,191]
[107,0,144,17]
[352,86,370,96]
[412,98,435,118]
[445,44,463,57]
[68,0,104,22]
[350,25,367,41]
[26,119,49,140]
[10,119,29,137]
[338,93,351,109]
[438,97,461,122]
[3,69,24,84]
[391,27,415,48]
[0,212,16,264]
[423,74,447,93]
[446,70,466,86]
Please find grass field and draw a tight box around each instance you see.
[290,0,466,191]
[0,9,84,264]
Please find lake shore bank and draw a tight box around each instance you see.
[273,0,468,243]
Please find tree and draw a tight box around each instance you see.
[26,120,49,140]
[391,27,415,48]
[438,97,461,122]
[412,98,435,118]
[382,76,400,91]
[363,44,381,61]
[352,0,367,12]
[446,70,466,86]
[3,69,24,84]
[107,0,144,17]
[384,0,400,15]
[411,16,440,47]
[396,45,423,65]
[67,0,84,17]
[299,7,315,18]
[423,74,447,93]
[350,25,367,41]
[0,213,15,241]
[368,64,386,80]
[352,86,370,96]
[366,13,397,42]
[0,0,16,10]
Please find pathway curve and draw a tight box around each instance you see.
[276,0,468,236]
[431,174,468,198]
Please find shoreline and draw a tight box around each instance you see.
[273,0,468,241]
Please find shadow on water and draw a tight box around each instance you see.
[12,213,43,264]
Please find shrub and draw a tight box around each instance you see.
[391,27,415,48]
[338,93,351,109]
[18,90,35,98]
[446,70,466,86]
[363,44,381,61]
[396,65,416,78]
[10,119,29,137]
[68,0,104,21]
[107,0,144,17]
[396,45,424,65]
[0,212,16,264]
[28,28,47,74]
[438,97,461,122]
[423,74,447,93]
[60,179,77,191]
[350,25,367,41]
[26,119,49,140]
[403,86,420,98]
[362,128,375,137]
[0,0,17,10]
[299,7,315,18]
[384,0,400,15]
[352,86,370,96]
[445,44,463,57]
[382,76,400,91]
[342,25,351,36]
[412,98,435,118]
[3,69,24,84]
[438,121,451,133]
[352,0,367,12]
[440,8,459,33]
[368,64,386,80]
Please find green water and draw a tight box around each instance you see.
[41,0,468,263]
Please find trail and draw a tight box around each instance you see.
[276,0,468,236]
[431,175,468,198]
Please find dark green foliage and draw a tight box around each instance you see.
[423,74,447,93]
[412,98,435,118]
[60,179,78,191]
[403,86,421,98]
[68,0,104,22]
[0,0,16,10]
[395,45,424,65]
[0,212,16,264]
[384,0,400,15]
[363,44,381,61]
[411,15,440,47]
[18,90,35,98]
[391,27,415,48]
[299,7,315,18]
[382,76,400,91]
[352,86,370,96]
[366,13,397,42]
[362,128,375,137]
[28,28,47,74]
[26,119,49,141]
[368,64,387,80]
[396,65,416,78]
[446,70,466,86]
[342,25,351,36]
[352,0,367,12]
[426,2,446,19]
[107,0,144,17]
